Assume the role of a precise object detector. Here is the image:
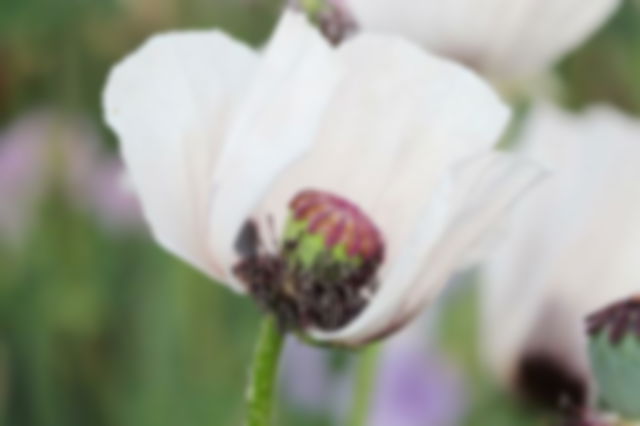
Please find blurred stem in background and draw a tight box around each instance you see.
[246,317,284,426]
[347,344,381,426]
[245,319,383,426]
[299,0,324,15]
[497,99,532,151]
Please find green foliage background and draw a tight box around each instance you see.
[1,1,639,425]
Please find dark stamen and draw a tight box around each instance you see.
[516,352,587,412]
[234,220,260,258]
[233,190,384,332]
[233,250,379,331]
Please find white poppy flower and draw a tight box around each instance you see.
[481,103,640,410]
[104,10,540,346]
[345,0,620,82]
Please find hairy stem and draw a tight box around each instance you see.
[246,316,285,426]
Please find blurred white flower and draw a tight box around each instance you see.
[344,0,620,83]
[104,10,541,346]
[481,103,640,412]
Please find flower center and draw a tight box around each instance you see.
[233,189,384,332]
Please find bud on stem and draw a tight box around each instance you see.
[587,297,640,420]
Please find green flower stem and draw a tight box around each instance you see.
[497,97,531,150]
[300,0,325,16]
[348,344,382,426]
[246,316,285,426]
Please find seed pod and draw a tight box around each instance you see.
[587,296,640,419]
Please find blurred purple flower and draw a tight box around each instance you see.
[280,337,351,415]
[0,112,49,245]
[369,335,466,426]
[281,337,333,410]
[52,112,143,232]
[281,327,466,426]
[84,158,142,232]
[0,109,142,246]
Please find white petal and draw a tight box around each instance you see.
[313,153,542,345]
[481,103,640,391]
[347,0,620,80]
[236,33,529,344]
[104,29,257,285]
[255,33,510,241]
[205,11,342,286]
